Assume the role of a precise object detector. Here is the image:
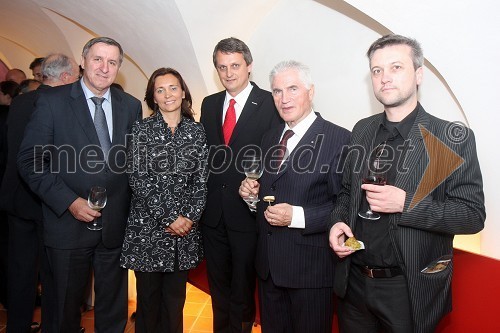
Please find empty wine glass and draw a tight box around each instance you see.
[87,186,107,230]
[243,155,263,206]
[358,158,387,220]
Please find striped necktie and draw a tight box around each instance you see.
[91,97,111,159]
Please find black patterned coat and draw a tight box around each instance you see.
[120,112,208,272]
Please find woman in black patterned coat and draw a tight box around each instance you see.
[120,67,208,333]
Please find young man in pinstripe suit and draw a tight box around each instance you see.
[329,34,485,333]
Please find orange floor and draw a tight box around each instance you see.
[0,283,262,333]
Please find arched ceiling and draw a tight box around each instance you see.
[1,0,499,257]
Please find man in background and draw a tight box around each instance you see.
[4,69,26,84]
[29,57,45,82]
[0,53,79,333]
[200,37,281,332]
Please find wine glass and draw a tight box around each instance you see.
[358,158,387,220]
[243,155,263,209]
[87,186,107,230]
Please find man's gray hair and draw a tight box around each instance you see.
[269,60,313,89]
[42,53,74,80]
[82,36,124,65]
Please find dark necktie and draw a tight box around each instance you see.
[222,99,236,145]
[277,129,294,167]
[91,97,111,159]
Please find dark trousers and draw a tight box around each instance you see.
[46,244,127,333]
[0,210,7,309]
[338,266,413,333]
[202,220,256,333]
[258,275,334,333]
[6,215,56,333]
[134,270,188,333]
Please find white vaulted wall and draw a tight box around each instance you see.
[0,0,498,259]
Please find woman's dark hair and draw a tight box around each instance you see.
[0,80,20,98]
[144,67,194,120]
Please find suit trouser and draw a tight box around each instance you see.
[0,211,8,309]
[201,220,256,333]
[6,215,55,333]
[337,265,413,333]
[46,244,127,333]
[258,274,334,333]
[134,270,188,333]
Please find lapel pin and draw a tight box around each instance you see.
[251,102,257,105]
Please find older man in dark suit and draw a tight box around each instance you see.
[328,34,485,333]
[200,37,282,333]
[0,53,80,333]
[17,37,142,332]
[240,60,351,333]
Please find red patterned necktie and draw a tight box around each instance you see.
[277,129,294,166]
[222,99,236,145]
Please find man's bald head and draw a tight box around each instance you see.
[5,68,27,84]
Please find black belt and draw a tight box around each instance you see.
[359,265,403,278]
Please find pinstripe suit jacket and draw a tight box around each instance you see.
[255,113,351,288]
[331,103,485,333]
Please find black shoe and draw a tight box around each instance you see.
[79,327,85,333]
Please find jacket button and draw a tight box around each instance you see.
[222,184,226,189]
[271,186,276,191]
[267,231,272,236]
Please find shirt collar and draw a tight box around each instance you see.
[283,110,317,139]
[80,78,111,102]
[379,103,420,140]
[225,81,253,106]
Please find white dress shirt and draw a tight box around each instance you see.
[278,110,317,229]
[222,82,253,123]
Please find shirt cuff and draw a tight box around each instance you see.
[288,206,305,229]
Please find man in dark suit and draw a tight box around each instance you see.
[240,60,351,333]
[0,53,80,333]
[328,34,486,333]
[17,37,142,332]
[200,37,282,332]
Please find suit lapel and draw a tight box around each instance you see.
[69,82,100,146]
[272,115,324,183]
[261,125,285,181]
[110,89,127,145]
[394,107,429,191]
[228,83,263,146]
[350,115,382,228]
[214,93,226,144]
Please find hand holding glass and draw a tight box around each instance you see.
[87,186,107,230]
[358,158,386,220]
[243,156,263,207]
